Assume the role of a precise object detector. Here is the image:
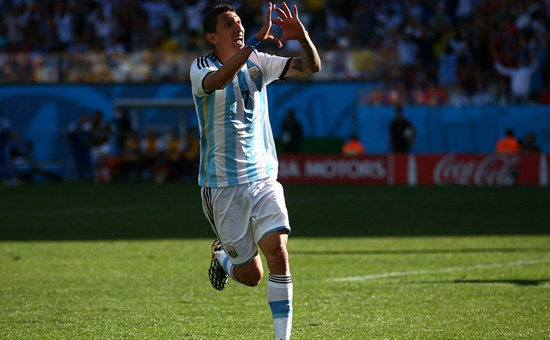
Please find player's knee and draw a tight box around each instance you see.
[241,269,263,287]
[264,245,290,275]
[242,277,262,287]
[235,262,263,287]
[266,243,289,263]
[259,230,289,260]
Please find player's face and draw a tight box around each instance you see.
[214,11,245,52]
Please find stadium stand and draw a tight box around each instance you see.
[0,0,548,105]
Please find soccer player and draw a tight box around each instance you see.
[189,2,320,339]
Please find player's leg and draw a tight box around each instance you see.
[202,184,264,288]
[258,230,290,275]
[211,242,264,287]
[213,238,265,288]
[250,178,292,340]
[259,230,293,340]
[210,240,264,289]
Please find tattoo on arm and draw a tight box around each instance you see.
[292,58,305,72]
[292,40,320,74]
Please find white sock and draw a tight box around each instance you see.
[268,274,293,340]
[215,250,236,281]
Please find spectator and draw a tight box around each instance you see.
[165,128,183,179]
[519,132,540,153]
[66,114,92,181]
[162,127,199,182]
[389,104,415,153]
[280,108,303,153]
[0,110,22,185]
[425,79,448,105]
[494,58,538,104]
[448,84,470,107]
[183,0,209,49]
[377,8,402,34]
[438,43,458,87]
[89,110,111,182]
[326,5,350,46]
[111,107,132,156]
[342,134,366,156]
[470,78,494,106]
[180,127,200,182]
[496,128,520,184]
[140,130,165,181]
[539,82,550,104]
[4,5,28,52]
[302,0,327,45]
[456,0,474,21]
[363,85,389,106]
[396,29,418,67]
[496,128,520,154]
[119,130,141,181]
[142,0,170,31]
[89,6,115,45]
[54,4,73,51]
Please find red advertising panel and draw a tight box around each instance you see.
[415,154,542,186]
[277,153,548,186]
[278,154,388,185]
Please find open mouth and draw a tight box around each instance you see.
[234,37,244,46]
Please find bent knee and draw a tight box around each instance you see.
[242,278,262,287]
[240,270,263,287]
[234,262,263,287]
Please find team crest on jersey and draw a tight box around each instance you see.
[225,245,239,258]
[248,65,262,82]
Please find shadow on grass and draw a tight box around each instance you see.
[292,248,550,255]
[2,183,550,241]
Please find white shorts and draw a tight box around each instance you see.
[200,177,290,266]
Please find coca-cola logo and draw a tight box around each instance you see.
[434,154,521,186]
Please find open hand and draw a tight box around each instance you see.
[254,2,282,47]
[273,2,306,47]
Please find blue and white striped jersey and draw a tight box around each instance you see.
[190,51,291,187]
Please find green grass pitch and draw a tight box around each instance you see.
[1,183,549,339]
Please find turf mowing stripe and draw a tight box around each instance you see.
[330,258,550,282]
[288,193,391,205]
[0,204,165,217]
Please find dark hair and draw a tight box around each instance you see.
[203,3,236,34]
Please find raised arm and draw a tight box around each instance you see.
[494,60,514,76]
[273,2,321,77]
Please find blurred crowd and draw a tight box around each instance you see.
[66,108,199,183]
[1,0,550,105]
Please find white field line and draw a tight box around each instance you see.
[330,258,550,282]
[0,204,165,217]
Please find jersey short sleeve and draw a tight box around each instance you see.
[251,51,291,85]
[190,54,218,98]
